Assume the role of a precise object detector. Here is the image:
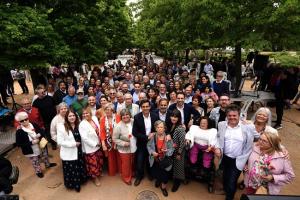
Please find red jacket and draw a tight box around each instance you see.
[14,107,45,129]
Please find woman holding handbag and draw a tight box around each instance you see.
[15,112,56,178]
[244,131,295,195]
[79,107,103,186]
[100,103,121,176]
[57,110,87,192]
[147,120,174,197]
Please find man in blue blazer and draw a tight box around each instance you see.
[132,99,160,186]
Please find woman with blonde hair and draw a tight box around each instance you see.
[79,107,103,186]
[244,131,295,195]
[100,103,121,176]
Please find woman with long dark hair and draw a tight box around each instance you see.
[169,109,186,192]
[57,110,87,192]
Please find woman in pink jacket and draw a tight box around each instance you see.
[244,131,295,195]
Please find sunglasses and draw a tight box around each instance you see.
[20,118,28,123]
[77,92,84,95]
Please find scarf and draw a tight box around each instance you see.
[105,115,116,151]
[21,123,37,141]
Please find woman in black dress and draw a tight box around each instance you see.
[57,110,87,192]
[168,109,186,192]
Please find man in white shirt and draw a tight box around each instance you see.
[158,83,168,99]
[115,92,125,113]
[156,98,168,121]
[132,100,159,186]
[204,60,214,75]
[215,104,255,200]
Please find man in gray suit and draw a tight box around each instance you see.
[215,104,257,200]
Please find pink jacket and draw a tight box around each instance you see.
[244,144,295,195]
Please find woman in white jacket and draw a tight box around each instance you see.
[79,107,103,186]
[57,110,87,192]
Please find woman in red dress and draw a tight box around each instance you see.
[100,103,121,176]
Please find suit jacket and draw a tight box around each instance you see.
[79,116,101,154]
[166,103,200,131]
[132,112,159,149]
[216,121,256,171]
[53,89,67,105]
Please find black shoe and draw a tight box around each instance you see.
[148,175,154,181]
[160,187,168,197]
[171,182,180,192]
[75,187,81,192]
[155,180,160,188]
[36,172,44,178]
[134,178,141,186]
[46,163,57,168]
[273,124,282,130]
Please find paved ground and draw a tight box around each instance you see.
[3,80,300,200]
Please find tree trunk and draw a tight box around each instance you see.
[235,43,242,93]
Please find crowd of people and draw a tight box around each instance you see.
[9,54,297,199]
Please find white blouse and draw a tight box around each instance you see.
[185,125,218,147]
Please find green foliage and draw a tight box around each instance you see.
[270,52,300,68]
[0,0,133,69]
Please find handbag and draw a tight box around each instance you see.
[158,156,173,169]
[255,185,268,194]
[39,137,48,149]
[154,135,173,169]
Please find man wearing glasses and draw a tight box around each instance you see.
[209,94,231,128]
[212,71,230,98]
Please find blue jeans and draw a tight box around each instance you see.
[222,155,242,200]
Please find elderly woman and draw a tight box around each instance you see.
[168,109,186,192]
[147,120,174,197]
[244,131,295,195]
[50,102,68,142]
[251,107,274,139]
[100,103,121,176]
[15,112,56,178]
[57,110,87,192]
[112,109,136,185]
[79,107,103,186]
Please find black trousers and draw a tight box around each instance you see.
[222,155,241,200]
[135,147,150,180]
[17,78,29,93]
[275,99,285,125]
[0,84,8,105]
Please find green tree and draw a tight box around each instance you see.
[0,3,70,68]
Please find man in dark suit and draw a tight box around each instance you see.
[132,99,159,186]
[166,92,200,131]
[52,81,67,105]
[153,98,168,122]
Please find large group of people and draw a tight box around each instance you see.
[11,54,296,199]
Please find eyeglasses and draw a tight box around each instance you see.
[258,137,269,145]
[19,118,28,123]
[77,92,84,95]
[110,93,116,95]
